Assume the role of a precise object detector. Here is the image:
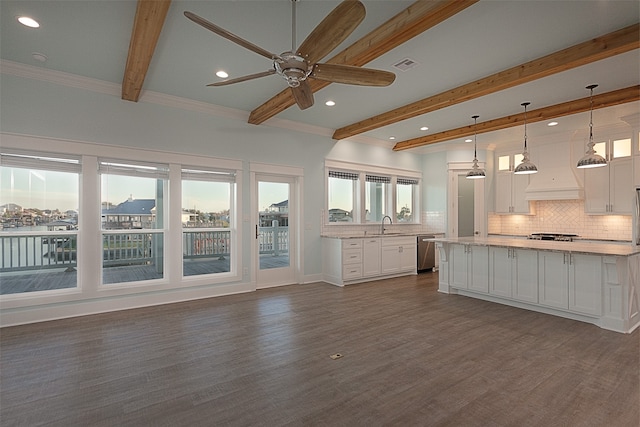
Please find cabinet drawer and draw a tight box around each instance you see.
[342,240,362,249]
[382,237,415,247]
[343,264,363,280]
[342,249,362,264]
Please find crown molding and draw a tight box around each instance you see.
[1,60,392,148]
[0,60,120,96]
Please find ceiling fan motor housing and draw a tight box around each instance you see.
[275,51,310,87]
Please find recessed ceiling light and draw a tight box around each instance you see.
[17,16,39,28]
[420,126,429,131]
[465,138,473,143]
[325,100,336,106]
[548,121,558,126]
[389,136,396,140]
[32,52,47,62]
[216,70,228,78]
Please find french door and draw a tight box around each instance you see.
[252,171,299,288]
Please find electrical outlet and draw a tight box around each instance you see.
[243,267,249,276]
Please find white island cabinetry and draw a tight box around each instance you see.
[489,247,538,303]
[436,237,640,333]
[451,243,488,293]
[323,236,416,286]
[538,251,602,316]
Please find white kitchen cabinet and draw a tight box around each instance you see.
[568,253,602,316]
[362,238,381,277]
[381,237,416,275]
[489,247,538,303]
[494,153,532,214]
[539,251,602,316]
[584,138,633,214]
[323,237,415,286]
[451,243,489,292]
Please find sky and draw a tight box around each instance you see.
[2,167,290,214]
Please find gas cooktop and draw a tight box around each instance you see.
[528,233,579,241]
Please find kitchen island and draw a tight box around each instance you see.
[435,237,640,333]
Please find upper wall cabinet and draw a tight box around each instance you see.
[584,138,633,214]
[494,152,532,214]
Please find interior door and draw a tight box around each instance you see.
[448,169,486,238]
[255,175,297,288]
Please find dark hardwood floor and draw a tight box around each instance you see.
[1,272,638,426]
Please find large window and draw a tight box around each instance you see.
[396,178,418,222]
[328,171,358,223]
[182,168,235,277]
[0,151,80,294]
[100,160,168,285]
[326,161,420,225]
[365,174,390,223]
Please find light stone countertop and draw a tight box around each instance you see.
[433,236,640,257]
[321,233,420,239]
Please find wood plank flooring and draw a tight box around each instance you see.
[1,272,638,426]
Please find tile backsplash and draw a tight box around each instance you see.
[489,199,632,241]
[320,210,446,236]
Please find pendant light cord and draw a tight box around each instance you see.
[472,115,479,157]
[521,102,530,151]
[589,86,594,145]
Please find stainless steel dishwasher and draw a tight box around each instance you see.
[417,235,435,272]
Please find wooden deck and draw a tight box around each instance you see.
[0,255,289,294]
[1,273,638,426]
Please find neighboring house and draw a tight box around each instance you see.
[46,219,77,231]
[101,198,156,229]
[260,200,289,227]
[328,208,352,223]
[0,203,22,215]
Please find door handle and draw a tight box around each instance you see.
[255,224,258,239]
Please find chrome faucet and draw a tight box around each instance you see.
[381,215,392,234]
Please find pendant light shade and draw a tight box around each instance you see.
[577,84,607,169]
[514,102,538,175]
[466,115,485,179]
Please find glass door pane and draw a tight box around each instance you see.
[258,181,290,270]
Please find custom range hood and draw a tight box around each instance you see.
[524,166,584,200]
[524,139,584,201]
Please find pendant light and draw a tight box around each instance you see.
[577,84,607,168]
[514,102,538,174]
[466,115,485,179]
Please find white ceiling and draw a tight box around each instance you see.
[1,0,639,153]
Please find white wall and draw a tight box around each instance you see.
[0,70,424,324]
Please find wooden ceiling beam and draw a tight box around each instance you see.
[392,85,640,151]
[122,0,172,102]
[248,0,479,125]
[335,22,640,141]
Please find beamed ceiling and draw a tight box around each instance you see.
[1,0,639,152]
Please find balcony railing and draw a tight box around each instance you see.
[0,232,78,272]
[0,227,289,294]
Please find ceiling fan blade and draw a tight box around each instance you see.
[310,63,395,86]
[296,1,365,65]
[184,11,278,60]
[207,69,276,87]
[290,81,314,110]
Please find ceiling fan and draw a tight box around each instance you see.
[184,0,396,110]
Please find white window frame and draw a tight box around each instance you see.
[324,159,421,225]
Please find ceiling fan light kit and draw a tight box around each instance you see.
[577,84,608,169]
[466,115,485,180]
[184,0,395,111]
[514,101,538,175]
